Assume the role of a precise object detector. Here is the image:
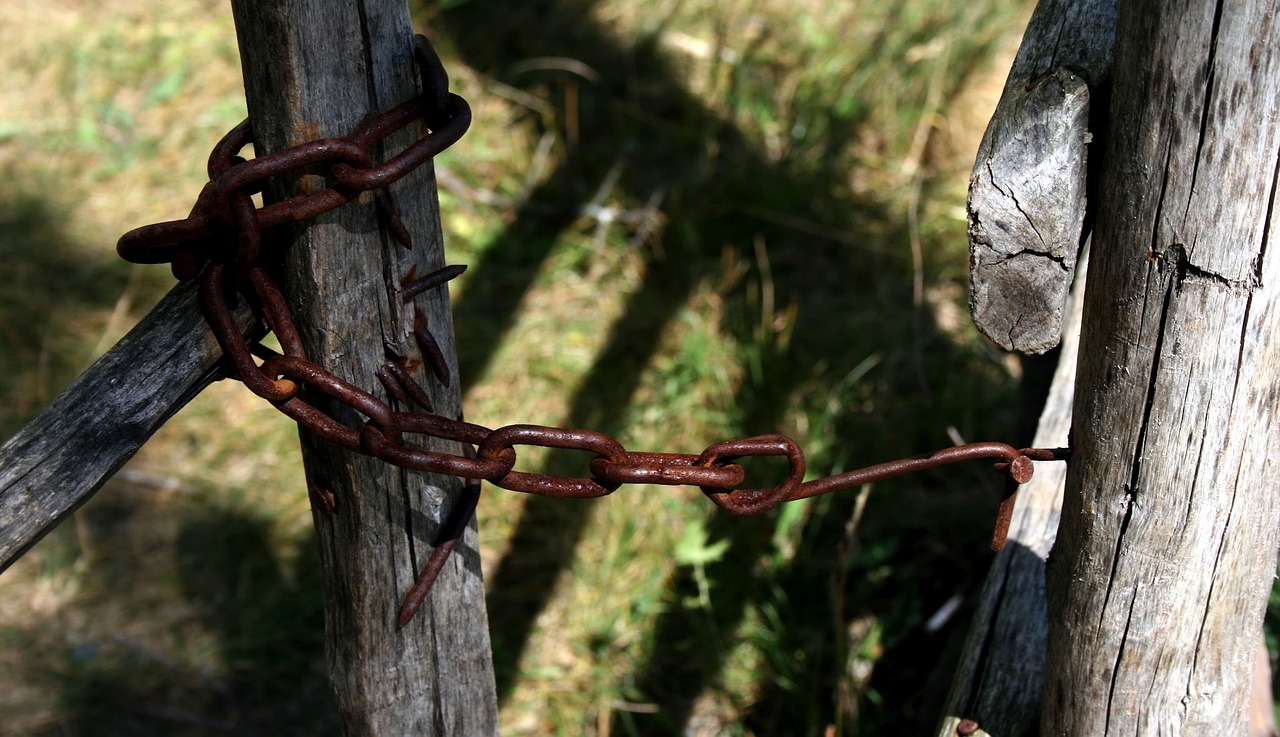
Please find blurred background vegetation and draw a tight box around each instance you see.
[7,0,1263,735]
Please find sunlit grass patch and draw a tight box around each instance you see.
[1,3,244,238]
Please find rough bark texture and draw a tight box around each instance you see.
[228,2,498,734]
[935,254,1086,737]
[1043,0,1280,732]
[0,281,258,572]
[968,0,1115,354]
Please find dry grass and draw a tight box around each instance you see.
[0,0,1061,734]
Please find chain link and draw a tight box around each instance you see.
[117,34,1070,624]
[117,36,471,283]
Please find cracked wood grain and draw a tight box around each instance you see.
[967,0,1115,354]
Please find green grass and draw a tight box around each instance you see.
[0,0,1132,734]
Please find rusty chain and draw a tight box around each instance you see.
[117,35,1070,625]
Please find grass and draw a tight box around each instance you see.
[0,0,1126,734]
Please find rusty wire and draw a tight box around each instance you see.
[117,34,1070,624]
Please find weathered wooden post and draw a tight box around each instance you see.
[944,0,1280,733]
[1042,0,1280,730]
[228,1,497,733]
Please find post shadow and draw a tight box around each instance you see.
[0,185,330,733]
[173,506,335,735]
[425,0,814,698]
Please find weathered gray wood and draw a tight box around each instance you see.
[1043,0,1280,731]
[1251,642,1278,737]
[0,280,259,572]
[968,0,1115,354]
[227,2,497,734]
[935,252,1086,737]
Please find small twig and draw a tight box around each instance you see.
[507,56,602,83]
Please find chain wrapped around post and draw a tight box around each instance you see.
[117,34,1070,624]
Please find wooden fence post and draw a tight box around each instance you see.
[950,0,1280,732]
[228,2,498,733]
[1043,0,1280,731]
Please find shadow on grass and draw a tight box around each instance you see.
[171,507,335,735]
[0,191,335,734]
[0,194,138,437]
[424,0,1021,732]
[19,493,335,736]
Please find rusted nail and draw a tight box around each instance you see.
[374,188,413,250]
[990,476,1019,551]
[993,454,1035,484]
[310,485,338,517]
[382,357,435,411]
[401,263,467,302]
[956,718,980,736]
[377,362,411,405]
[398,453,483,626]
[413,309,451,387]
[1023,446,1072,462]
[988,454,1034,550]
